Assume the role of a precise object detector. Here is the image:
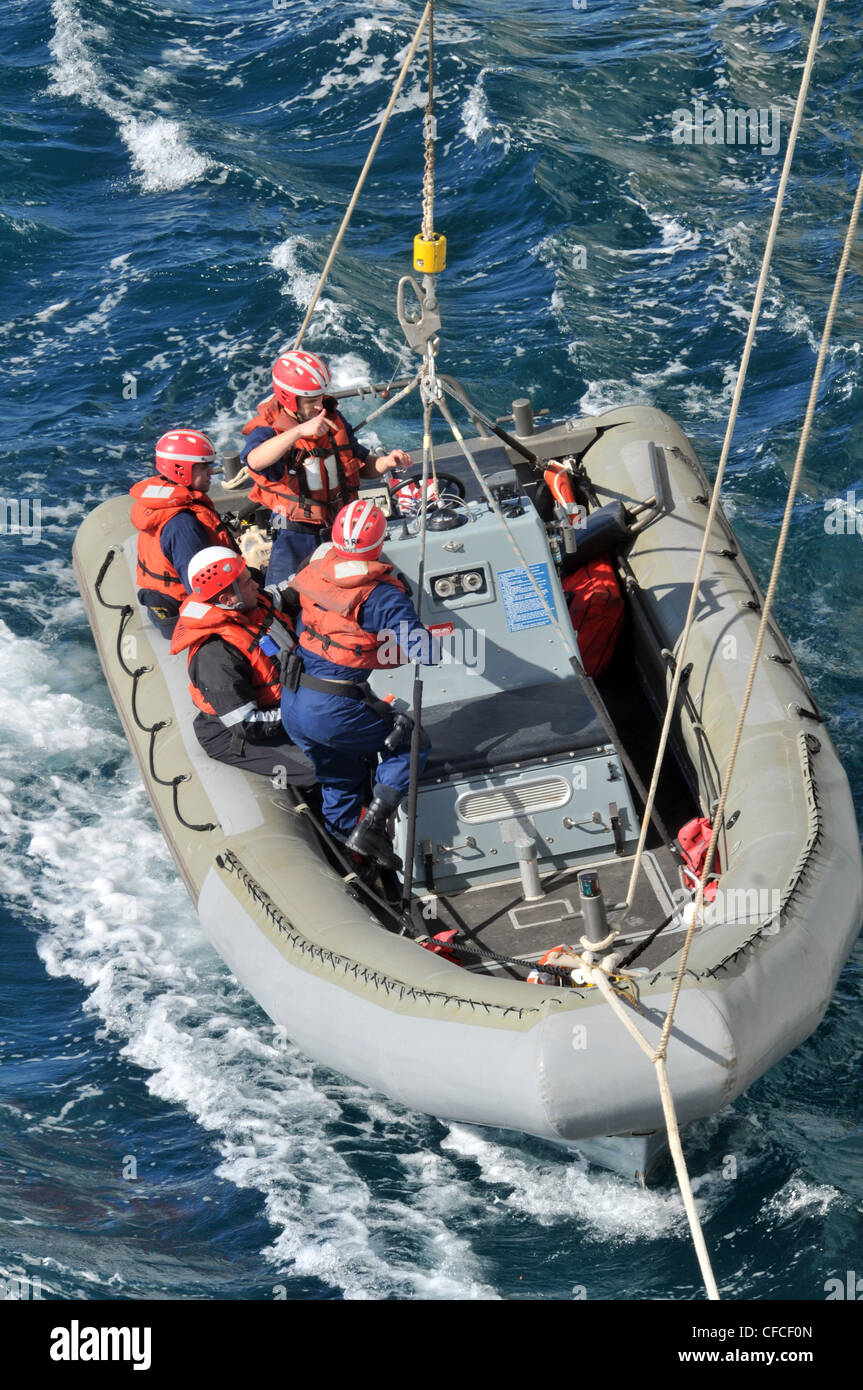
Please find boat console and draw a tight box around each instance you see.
[366,461,639,894]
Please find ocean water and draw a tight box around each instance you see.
[1,0,862,1302]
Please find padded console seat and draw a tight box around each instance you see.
[420,681,606,780]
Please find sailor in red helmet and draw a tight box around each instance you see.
[169,546,316,787]
[240,349,412,586]
[130,429,239,637]
[280,499,439,868]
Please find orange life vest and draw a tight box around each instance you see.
[130,478,236,600]
[292,545,406,669]
[562,555,624,678]
[242,396,364,527]
[544,462,580,510]
[677,816,721,903]
[169,593,283,716]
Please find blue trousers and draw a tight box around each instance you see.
[138,590,181,638]
[281,685,428,839]
[266,526,323,587]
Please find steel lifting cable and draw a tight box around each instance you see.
[621,0,830,918]
[400,392,436,912]
[355,367,424,428]
[294,2,434,350]
[422,2,435,243]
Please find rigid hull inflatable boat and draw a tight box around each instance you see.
[73,402,863,1182]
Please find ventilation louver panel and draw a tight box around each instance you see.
[455,777,572,825]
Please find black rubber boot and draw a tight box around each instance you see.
[346,793,403,872]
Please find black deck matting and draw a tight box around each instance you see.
[432,845,688,979]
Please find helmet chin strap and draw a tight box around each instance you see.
[215,582,252,611]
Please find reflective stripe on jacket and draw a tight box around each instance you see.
[130,478,236,600]
[292,544,406,670]
[242,396,363,527]
[169,592,283,716]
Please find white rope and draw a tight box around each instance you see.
[575,2,840,1300]
[294,3,433,350]
[589,11,860,1302]
[621,0,830,917]
[583,964,720,1300]
[222,465,251,491]
[656,159,863,1062]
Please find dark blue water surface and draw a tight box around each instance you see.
[1,0,861,1301]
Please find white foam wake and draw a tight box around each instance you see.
[306,17,391,104]
[48,0,212,194]
[269,236,346,337]
[577,378,655,416]
[441,1124,704,1244]
[762,1176,841,1224]
[0,616,491,1298]
[610,214,702,261]
[461,69,512,153]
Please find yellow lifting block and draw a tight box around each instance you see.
[414,232,446,274]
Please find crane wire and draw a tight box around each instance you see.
[294,2,433,350]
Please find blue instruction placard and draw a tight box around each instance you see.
[497,562,554,632]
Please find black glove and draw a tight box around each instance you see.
[384,712,414,752]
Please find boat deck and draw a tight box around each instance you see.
[423,611,698,979]
[324,435,702,978]
[433,844,683,978]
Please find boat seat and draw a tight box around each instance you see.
[419,681,606,780]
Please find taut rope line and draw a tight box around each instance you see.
[621,0,830,917]
[594,0,833,1298]
[584,966,720,1299]
[656,160,863,1065]
[294,2,433,350]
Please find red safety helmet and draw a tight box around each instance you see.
[188,547,247,603]
[331,499,387,559]
[155,429,217,488]
[271,350,331,412]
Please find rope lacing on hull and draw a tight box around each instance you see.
[215,850,548,1021]
[95,547,216,835]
